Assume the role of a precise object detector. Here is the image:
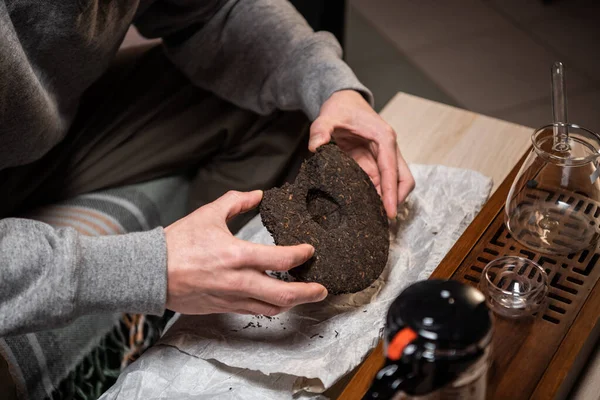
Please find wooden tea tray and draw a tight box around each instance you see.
[337,155,600,400]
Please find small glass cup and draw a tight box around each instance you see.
[479,256,549,318]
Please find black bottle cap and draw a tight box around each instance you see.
[386,279,491,352]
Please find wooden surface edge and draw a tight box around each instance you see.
[531,281,600,400]
[337,342,384,399]
[569,330,600,400]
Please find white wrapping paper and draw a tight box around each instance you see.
[101,164,492,399]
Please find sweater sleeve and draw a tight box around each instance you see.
[0,218,167,336]
[134,0,374,120]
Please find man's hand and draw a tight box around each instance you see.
[164,190,328,316]
[309,90,415,219]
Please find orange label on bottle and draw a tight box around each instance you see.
[387,328,418,361]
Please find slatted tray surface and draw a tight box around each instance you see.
[454,207,600,399]
[337,155,600,400]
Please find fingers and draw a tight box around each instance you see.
[211,190,263,220]
[210,272,327,315]
[396,147,415,204]
[308,117,334,152]
[245,272,328,307]
[232,299,286,316]
[205,294,289,316]
[238,240,315,271]
[376,137,399,219]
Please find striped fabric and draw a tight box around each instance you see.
[1,175,189,400]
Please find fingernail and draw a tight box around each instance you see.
[386,208,396,219]
[313,286,327,301]
[388,201,397,219]
[308,135,321,150]
[319,288,328,300]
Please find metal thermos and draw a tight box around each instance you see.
[364,280,493,400]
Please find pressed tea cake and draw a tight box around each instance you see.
[260,143,389,294]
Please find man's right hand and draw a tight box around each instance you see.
[164,190,328,316]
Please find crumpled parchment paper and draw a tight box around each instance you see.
[101,164,492,400]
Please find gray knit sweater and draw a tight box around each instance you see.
[0,0,371,335]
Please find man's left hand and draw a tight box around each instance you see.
[309,90,415,219]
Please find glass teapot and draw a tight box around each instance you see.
[505,123,600,255]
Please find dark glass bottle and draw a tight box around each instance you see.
[364,280,493,400]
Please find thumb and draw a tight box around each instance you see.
[309,117,334,152]
[213,190,263,221]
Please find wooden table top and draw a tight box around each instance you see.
[331,93,600,399]
[379,92,532,194]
